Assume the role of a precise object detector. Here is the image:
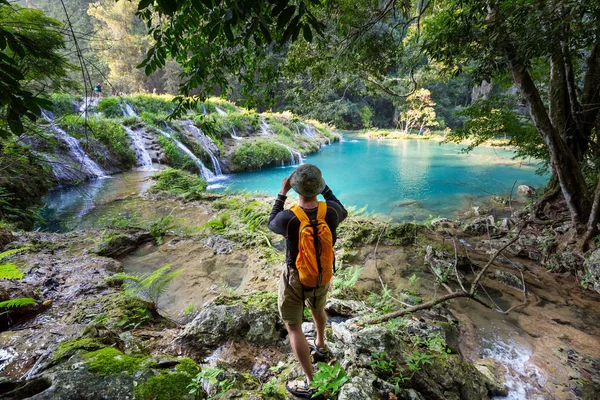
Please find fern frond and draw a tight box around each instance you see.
[120,264,182,305]
[111,273,143,283]
[0,247,28,261]
[0,262,24,280]
[0,297,36,309]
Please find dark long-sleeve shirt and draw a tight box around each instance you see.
[268,186,348,269]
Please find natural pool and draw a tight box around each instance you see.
[216,136,547,220]
[38,135,547,232]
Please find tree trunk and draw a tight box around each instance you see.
[505,44,591,226]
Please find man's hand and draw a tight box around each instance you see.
[279,172,294,196]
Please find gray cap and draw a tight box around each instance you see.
[290,164,326,197]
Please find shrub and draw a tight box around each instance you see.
[230,140,291,171]
[156,135,201,174]
[125,94,174,115]
[50,93,76,117]
[96,97,123,118]
[149,167,207,195]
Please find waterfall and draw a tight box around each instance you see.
[181,120,224,176]
[302,123,317,138]
[80,97,99,118]
[259,117,272,136]
[215,106,227,116]
[121,103,137,117]
[230,127,244,140]
[281,144,303,166]
[123,126,154,170]
[41,111,106,178]
[157,128,216,182]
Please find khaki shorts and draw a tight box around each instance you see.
[278,266,330,325]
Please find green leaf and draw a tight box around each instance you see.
[0,297,36,309]
[138,0,153,10]
[0,262,24,280]
[156,0,179,15]
[224,22,234,43]
[277,6,296,31]
[302,24,312,42]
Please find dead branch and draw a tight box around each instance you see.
[353,223,527,327]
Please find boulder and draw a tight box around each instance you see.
[518,185,536,195]
[337,369,394,400]
[494,270,524,291]
[325,298,372,317]
[424,246,473,275]
[429,218,459,234]
[178,293,284,354]
[583,249,600,293]
[92,230,153,257]
[204,235,235,255]
[463,216,497,235]
[0,228,13,251]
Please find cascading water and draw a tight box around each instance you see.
[123,126,154,170]
[157,127,217,182]
[259,117,272,136]
[181,120,224,177]
[121,103,137,117]
[302,123,317,138]
[280,144,303,166]
[41,111,106,179]
[230,127,244,140]
[80,97,99,118]
[215,106,227,116]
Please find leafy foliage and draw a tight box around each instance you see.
[230,140,291,171]
[0,297,36,309]
[310,362,349,398]
[112,264,182,307]
[0,262,23,280]
[149,168,207,197]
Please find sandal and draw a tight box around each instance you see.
[306,337,330,361]
[286,378,315,398]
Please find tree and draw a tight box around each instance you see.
[420,0,600,241]
[0,1,72,136]
[399,88,438,134]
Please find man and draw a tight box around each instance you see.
[94,82,102,98]
[268,164,348,398]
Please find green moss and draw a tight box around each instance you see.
[156,135,201,174]
[149,168,207,197]
[125,94,175,115]
[50,93,76,117]
[213,291,278,314]
[52,338,106,361]
[65,292,154,330]
[84,347,149,376]
[134,358,200,400]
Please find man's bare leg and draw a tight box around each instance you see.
[311,307,327,349]
[286,323,314,383]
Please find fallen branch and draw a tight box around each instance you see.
[353,223,527,327]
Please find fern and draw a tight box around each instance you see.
[112,264,182,306]
[0,297,36,309]
[0,262,24,280]
[0,247,27,261]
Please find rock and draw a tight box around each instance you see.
[0,228,13,250]
[518,185,536,195]
[337,370,394,400]
[494,270,524,291]
[302,322,315,337]
[204,235,235,255]
[429,218,459,233]
[474,359,508,397]
[424,246,473,275]
[583,249,600,293]
[92,230,153,257]
[325,298,371,317]
[178,293,284,354]
[546,251,583,274]
[463,216,496,235]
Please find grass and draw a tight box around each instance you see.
[149,168,207,197]
[230,140,291,171]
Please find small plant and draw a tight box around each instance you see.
[183,304,195,315]
[187,367,232,399]
[261,377,280,397]
[148,215,178,244]
[310,362,349,398]
[385,317,407,331]
[332,264,363,297]
[370,352,396,378]
[269,361,285,374]
[411,332,450,355]
[367,285,395,313]
[407,273,420,287]
[112,264,182,307]
[580,272,593,290]
[406,350,435,372]
[595,235,600,247]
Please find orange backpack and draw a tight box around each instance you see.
[290,202,335,288]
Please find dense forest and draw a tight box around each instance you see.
[1,1,600,399]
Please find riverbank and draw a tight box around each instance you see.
[357,128,516,150]
[1,172,599,399]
